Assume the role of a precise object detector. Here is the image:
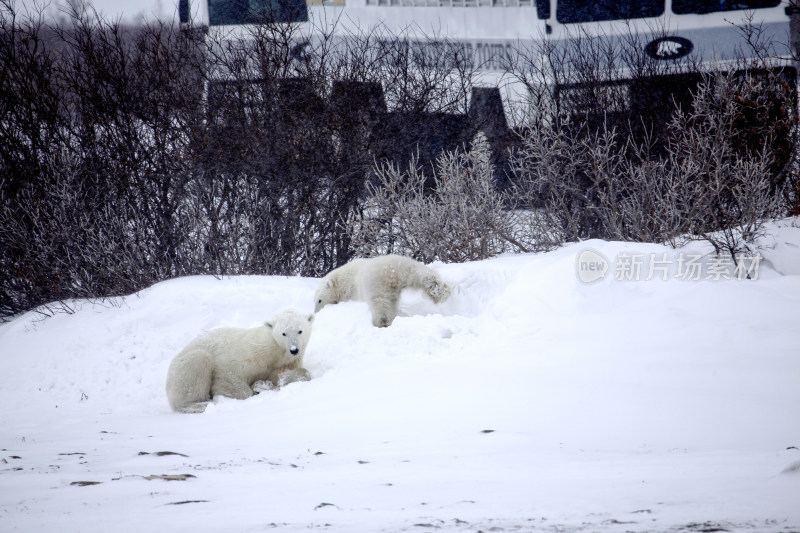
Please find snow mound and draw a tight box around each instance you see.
[1,219,799,533]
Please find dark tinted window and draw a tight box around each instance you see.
[209,0,308,25]
[557,0,664,23]
[672,0,780,15]
[180,0,190,23]
[535,0,550,20]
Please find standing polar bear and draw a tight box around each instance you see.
[166,309,313,414]
[314,254,451,327]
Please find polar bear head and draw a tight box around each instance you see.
[314,278,339,313]
[266,309,314,357]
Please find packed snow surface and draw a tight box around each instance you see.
[2,221,799,532]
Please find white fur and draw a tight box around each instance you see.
[165,309,313,414]
[314,254,451,327]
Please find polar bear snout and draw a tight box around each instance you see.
[270,311,313,361]
[280,331,305,357]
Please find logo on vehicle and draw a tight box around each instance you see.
[644,36,694,60]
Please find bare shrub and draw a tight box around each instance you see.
[509,67,790,258]
[1,1,795,319]
[0,2,484,319]
[666,71,789,259]
[350,133,529,263]
[198,19,482,276]
[503,23,701,143]
[503,18,793,257]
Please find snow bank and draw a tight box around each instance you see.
[1,219,799,532]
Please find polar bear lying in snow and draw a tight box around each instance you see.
[166,309,313,413]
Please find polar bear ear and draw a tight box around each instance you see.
[307,314,314,323]
[264,321,274,329]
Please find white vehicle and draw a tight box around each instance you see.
[175,0,794,128]
[19,1,795,110]
[180,0,793,66]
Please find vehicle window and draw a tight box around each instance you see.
[672,0,780,15]
[535,0,550,19]
[557,0,664,23]
[179,0,190,23]
[208,0,309,25]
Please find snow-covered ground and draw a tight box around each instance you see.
[2,220,799,532]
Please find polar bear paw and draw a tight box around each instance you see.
[424,276,451,304]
